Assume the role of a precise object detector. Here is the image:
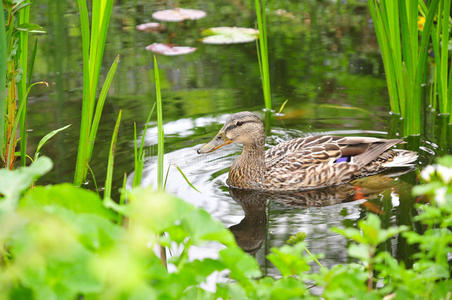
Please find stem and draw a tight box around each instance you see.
[368,247,374,291]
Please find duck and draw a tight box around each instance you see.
[197,111,418,191]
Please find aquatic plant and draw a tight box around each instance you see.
[145,43,197,56]
[133,103,155,187]
[0,156,451,299]
[368,0,451,135]
[154,57,164,191]
[152,8,206,22]
[104,110,122,201]
[201,27,259,44]
[0,1,44,169]
[255,0,272,111]
[0,10,5,163]
[73,0,119,186]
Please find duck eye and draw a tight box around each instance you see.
[236,121,243,126]
[216,135,221,140]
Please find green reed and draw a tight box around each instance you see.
[152,57,164,191]
[0,7,6,157]
[133,103,155,187]
[1,1,43,169]
[369,0,450,135]
[255,0,272,111]
[17,3,31,166]
[154,56,167,268]
[74,0,118,186]
[104,110,122,201]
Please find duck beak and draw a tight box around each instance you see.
[197,135,232,154]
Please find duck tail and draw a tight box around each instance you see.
[382,149,418,168]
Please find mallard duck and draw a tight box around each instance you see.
[197,111,418,191]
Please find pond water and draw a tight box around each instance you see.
[29,0,451,277]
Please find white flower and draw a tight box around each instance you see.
[436,165,452,184]
[434,187,447,205]
[420,165,436,182]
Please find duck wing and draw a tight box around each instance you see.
[264,135,405,190]
[265,135,344,169]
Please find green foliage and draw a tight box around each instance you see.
[104,110,121,201]
[154,56,164,190]
[0,156,52,211]
[34,124,71,161]
[255,0,272,111]
[1,158,452,299]
[1,0,44,168]
[0,6,6,156]
[73,0,118,186]
[133,103,155,187]
[368,0,451,134]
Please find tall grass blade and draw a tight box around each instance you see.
[74,0,93,185]
[34,124,71,161]
[27,38,38,86]
[175,165,200,192]
[439,0,450,118]
[18,4,30,166]
[133,103,156,187]
[118,172,127,224]
[87,55,120,162]
[153,56,167,269]
[74,0,116,186]
[413,0,440,134]
[104,110,122,201]
[87,165,99,195]
[255,0,272,111]
[7,81,47,168]
[0,9,6,157]
[368,0,400,114]
[154,56,164,191]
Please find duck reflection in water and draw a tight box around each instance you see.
[228,174,402,255]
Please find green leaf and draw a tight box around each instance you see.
[20,183,116,220]
[15,23,46,34]
[181,209,235,246]
[34,124,71,160]
[348,244,370,262]
[219,246,261,283]
[104,110,122,201]
[437,156,452,168]
[0,156,52,207]
[267,243,311,277]
[332,227,364,244]
[201,27,259,44]
[0,5,6,156]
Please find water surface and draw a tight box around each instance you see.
[29,0,451,275]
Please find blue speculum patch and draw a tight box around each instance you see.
[335,156,350,163]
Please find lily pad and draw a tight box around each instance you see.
[201,27,259,44]
[152,8,206,22]
[145,43,197,56]
[136,22,164,32]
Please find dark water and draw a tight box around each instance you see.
[29,0,451,276]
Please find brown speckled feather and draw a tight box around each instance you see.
[262,135,407,191]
